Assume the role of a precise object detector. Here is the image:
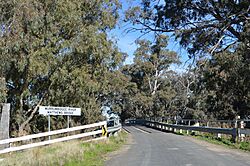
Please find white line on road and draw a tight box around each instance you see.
[167,148,179,150]
[132,126,150,134]
[122,127,130,134]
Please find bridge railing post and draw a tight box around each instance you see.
[187,120,190,135]
[166,119,169,131]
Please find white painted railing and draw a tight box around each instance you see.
[108,124,122,133]
[0,121,108,154]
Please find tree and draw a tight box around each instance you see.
[122,35,179,118]
[125,0,250,120]
[100,70,138,121]
[126,0,250,55]
[133,35,179,95]
[193,47,250,119]
[0,0,122,136]
[165,70,204,119]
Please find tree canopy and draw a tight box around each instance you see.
[0,0,123,136]
[0,0,249,137]
[121,35,179,118]
[126,0,250,55]
[123,0,250,120]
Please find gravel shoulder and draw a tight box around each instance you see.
[105,129,133,161]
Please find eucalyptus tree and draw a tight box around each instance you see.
[0,0,122,136]
[126,0,250,55]
[125,0,250,120]
[166,71,199,119]
[123,35,179,118]
[193,48,250,119]
[133,35,179,95]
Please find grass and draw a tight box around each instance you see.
[0,131,127,166]
[175,130,250,152]
[196,134,250,152]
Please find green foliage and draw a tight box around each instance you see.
[192,47,250,119]
[239,141,250,151]
[1,0,249,135]
[126,0,250,55]
[193,133,250,152]
[78,132,127,166]
[124,0,250,120]
[0,0,123,135]
[167,45,250,120]
[120,35,180,119]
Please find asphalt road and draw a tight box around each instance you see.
[106,125,250,166]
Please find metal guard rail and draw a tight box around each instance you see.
[145,121,237,136]
[238,128,250,135]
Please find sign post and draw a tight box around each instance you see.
[67,115,70,128]
[48,115,51,140]
[39,106,81,138]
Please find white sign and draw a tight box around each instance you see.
[39,106,81,116]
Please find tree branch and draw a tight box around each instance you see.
[18,93,46,136]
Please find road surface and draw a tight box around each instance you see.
[106,125,250,166]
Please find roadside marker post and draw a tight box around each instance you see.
[102,125,107,137]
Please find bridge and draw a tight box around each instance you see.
[1,118,250,165]
[106,123,250,166]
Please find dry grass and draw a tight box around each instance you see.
[2,140,84,166]
[1,131,127,166]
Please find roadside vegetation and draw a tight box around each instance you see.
[176,131,250,152]
[1,131,127,166]
[0,0,249,143]
[193,134,250,152]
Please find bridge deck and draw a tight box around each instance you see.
[106,125,250,166]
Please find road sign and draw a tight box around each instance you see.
[102,125,107,137]
[39,106,81,116]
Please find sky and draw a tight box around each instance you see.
[108,0,191,73]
